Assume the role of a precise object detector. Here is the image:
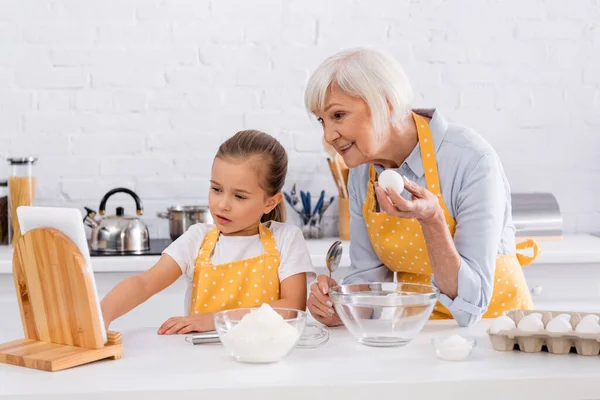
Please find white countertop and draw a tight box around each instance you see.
[2,320,600,399]
[1,234,600,274]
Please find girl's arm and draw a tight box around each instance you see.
[101,254,182,329]
[158,273,309,335]
[269,273,308,311]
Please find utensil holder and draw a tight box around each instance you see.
[301,222,324,239]
[0,228,122,372]
[338,197,350,241]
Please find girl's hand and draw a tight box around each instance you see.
[375,177,443,224]
[158,314,214,335]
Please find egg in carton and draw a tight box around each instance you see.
[487,309,600,356]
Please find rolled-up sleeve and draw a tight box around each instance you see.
[431,152,506,326]
[342,168,394,285]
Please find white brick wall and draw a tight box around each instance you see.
[0,0,599,238]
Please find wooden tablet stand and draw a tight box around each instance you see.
[0,228,122,371]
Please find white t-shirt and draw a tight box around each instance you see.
[163,221,316,314]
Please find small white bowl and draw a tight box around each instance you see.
[431,335,477,361]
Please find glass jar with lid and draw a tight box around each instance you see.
[7,157,37,246]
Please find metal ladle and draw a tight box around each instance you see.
[326,241,343,287]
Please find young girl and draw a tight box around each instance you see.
[100,130,315,335]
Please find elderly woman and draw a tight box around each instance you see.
[305,48,539,327]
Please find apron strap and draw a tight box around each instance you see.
[412,112,455,231]
[515,239,541,267]
[259,223,279,258]
[197,226,220,265]
[413,112,443,198]
[369,164,377,182]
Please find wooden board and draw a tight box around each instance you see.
[0,331,122,372]
[0,228,122,372]
[16,206,106,343]
[12,228,105,348]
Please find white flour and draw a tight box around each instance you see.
[220,304,301,363]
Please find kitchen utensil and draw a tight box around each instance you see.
[327,158,347,199]
[84,188,150,253]
[325,240,343,285]
[319,196,336,222]
[213,307,306,363]
[290,183,298,203]
[333,154,349,199]
[186,331,221,345]
[309,220,323,239]
[284,192,309,224]
[329,282,439,347]
[7,157,37,247]
[312,190,325,218]
[188,325,330,349]
[157,205,213,241]
[300,191,309,215]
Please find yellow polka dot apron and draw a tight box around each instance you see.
[189,223,280,314]
[363,112,539,319]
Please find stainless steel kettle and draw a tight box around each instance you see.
[84,188,150,253]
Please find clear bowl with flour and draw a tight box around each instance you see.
[330,282,439,347]
[431,335,477,361]
[214,305,306,363]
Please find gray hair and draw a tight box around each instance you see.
[304,48,414,135]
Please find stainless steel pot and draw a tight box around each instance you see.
[158,205,213,241]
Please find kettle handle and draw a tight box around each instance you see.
[99,188,144,216]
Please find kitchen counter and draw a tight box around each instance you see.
[1,320,599,399]
[1,234,600,274]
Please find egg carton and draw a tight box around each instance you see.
[487,309,600,356]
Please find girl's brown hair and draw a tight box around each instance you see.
[215,130,287,223]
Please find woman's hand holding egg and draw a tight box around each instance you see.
[375,170,442,224]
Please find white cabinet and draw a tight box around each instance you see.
[2,254,600,342]
[0,266,345,342]
[523,263,600,312]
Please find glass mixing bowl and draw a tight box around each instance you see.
[330,282,439,347]
[214,307,306,363]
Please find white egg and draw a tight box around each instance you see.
[580,314,599,324]
[555,313,572,321]
[546,316,573,333]
[517,313,544,332]
[490,315,516,333]
[575,315,600,333]
[378,169,404,194]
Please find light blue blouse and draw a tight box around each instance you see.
[343,108,517,327]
